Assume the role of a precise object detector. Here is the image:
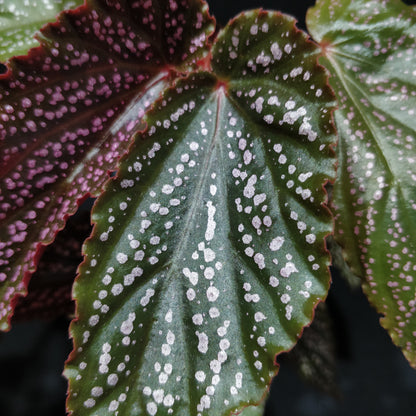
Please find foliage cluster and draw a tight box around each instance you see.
[0,0,416,415]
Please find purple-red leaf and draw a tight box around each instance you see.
[0,0,215,330]
[12,209,92,323]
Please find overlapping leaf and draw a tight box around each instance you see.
[0,0,214,330]
[307,0,416,366]
[66,10,336,416]
[0,0,83,62]
[12,209,91,322]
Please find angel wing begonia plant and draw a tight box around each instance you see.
[0,0,415,415]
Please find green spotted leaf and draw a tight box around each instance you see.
[65,10,336,416]
[307,0,416,366]
[0,0,83,62]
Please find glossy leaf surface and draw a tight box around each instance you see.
[0,0,84,62]
[66,11,336,416]
[0,0,214,330]
[307,0,416,365]
[0,0,83,62]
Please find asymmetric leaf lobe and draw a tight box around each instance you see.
[307,0,416,365]
[0,0,215,330]
[66,10,336,416]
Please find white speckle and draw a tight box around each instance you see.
[255,97,264,113]
[187,288,196,301]
[107,373,118,386]
[254,253,266,269]
[250,24,258,35]
[269,236,284,251]
[257,336,266,347]
[108,400,119,411]
[141,219,151,229]
[161,344,171,356]
[84,398,95,408]
[209,307,220,318]
[285,100,296,110]
[120,179,134,188]
[281,293,291,304]
[192,314,204,325]
[239,138,247,150]
[165,310,173,323]
[120,313,136,335]
[299,172,313,182]
[166,330,175,345]
[264,114,274,124]
[111,283,123,296]
[210,359,221,374]
[196,331,209,353]
[116,252,128,264]
[190,141,199,151]
[89,315,99,326]
[204,267,215,280]
[164,395,174,407]
[270,42,282,60]
[162,184,174,194]
[195,371,206,382]
[153,389,164,404]
[203,248,216,262]
[254,312,266,322]
[278,154,287,164]
[305,234,316,244]
[207,286,219,302]
[252,216,262,229]
[284,43,292,53]
[268,96,280,106]
[147,402,157,416]
[150,236,160,245]
[183,267,198,285]
[91,387,103,397]
[205,201,216,242]
[159,207,169,216]
[242,234,253,244]
[269,276,279,287]
[280,262,298,278]
[285,304,293,320]
[273,143,282,153]
[140,288,155,306]
[283,107,307,124]
[245,247,254,257]
[244,174,257,198]
[290,67,303,78]
[299,117,317,142]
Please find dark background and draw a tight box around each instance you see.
[1,1,416,415]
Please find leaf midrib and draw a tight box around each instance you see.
[165,88,224,279]
[327,54,396,178]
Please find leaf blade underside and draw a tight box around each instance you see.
[0,0,214,330]
[0,0,84,62]
[307,0,416,366]
[66,11,336,416]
